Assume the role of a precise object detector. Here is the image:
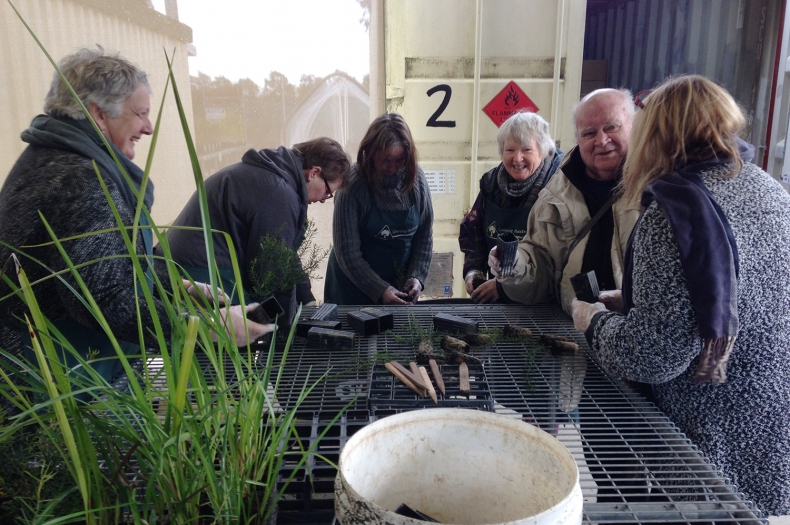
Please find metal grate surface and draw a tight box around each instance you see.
[267,304,767,525]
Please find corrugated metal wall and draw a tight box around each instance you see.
[0,0,196,225]
[584,0,781,166]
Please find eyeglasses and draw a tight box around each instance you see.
[321,175,334,200]
[635,89,653,110]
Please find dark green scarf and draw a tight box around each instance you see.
[22,114,154,212]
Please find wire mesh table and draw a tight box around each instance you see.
[256,304,767,525]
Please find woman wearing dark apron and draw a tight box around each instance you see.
[458,111,563,303]
[325,113,433,305]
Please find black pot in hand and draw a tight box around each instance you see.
[496,232,519,277]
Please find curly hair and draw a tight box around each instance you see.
[44,46,150,120]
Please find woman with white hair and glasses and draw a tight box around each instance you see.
[459,111,563,303]
[0,48,268,389]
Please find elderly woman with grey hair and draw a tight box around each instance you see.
[0,48,268,389]
[459,111,563,303]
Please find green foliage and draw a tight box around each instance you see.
[249,219,329,299]
[0,425,83,522]
[391,312,436,346]
[298,219,331,281]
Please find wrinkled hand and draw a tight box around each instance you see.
[216,303,276,347]
[488,247,503,278]
[183,279,229,306]
[464,271,486,294]
[381,286,411,305]
[471,279,499,304]
[403,277,422,304]
[571,298,608,333]
[598,290,623,312]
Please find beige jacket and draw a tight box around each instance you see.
[499,148,641,314]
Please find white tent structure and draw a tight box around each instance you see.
[284,72,370,159]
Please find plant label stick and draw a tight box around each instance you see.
[385,362,424,397]
[459,362,471,398]
[409,361,427,396]
[389,361,427,390]
[418,366,438,404]
[429,359,445,395]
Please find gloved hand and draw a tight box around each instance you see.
[571,298,608,333]
[381,286,411,305]
[183,279,229,306]
[470,278,499,304]
[464,270,486,294]
[403,277,422,304]
[597,289,623,312]
[214,303,276,347]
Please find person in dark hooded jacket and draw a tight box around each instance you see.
[160,138,349,309]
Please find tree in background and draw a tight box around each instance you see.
[192,71,345,174]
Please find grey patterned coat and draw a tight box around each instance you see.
[0,146,171,359]
[588,162,790,515]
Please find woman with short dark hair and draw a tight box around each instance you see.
[162,136,350,309]
[325,113,433,305]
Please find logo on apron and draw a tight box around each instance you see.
[375,225,392,240]
[487,221,497,239]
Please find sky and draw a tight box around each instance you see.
[151,0,370,87]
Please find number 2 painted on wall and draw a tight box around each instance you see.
[426,84,457,128]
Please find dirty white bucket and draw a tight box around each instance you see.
[335,408,582,525]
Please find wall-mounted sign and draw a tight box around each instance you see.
[423,170,455,194]
[423,252,454,298]
[205,108,226,120]
[482,81,539,127]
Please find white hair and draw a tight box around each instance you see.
[496,111,556,159]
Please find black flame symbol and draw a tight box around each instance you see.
[504,87,519,107]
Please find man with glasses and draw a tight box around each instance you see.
[159,137,349,311]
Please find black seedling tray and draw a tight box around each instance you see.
[368,362,494,414]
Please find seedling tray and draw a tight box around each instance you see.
[368,362,494,414]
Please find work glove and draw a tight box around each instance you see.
[470,279,499,304]
[464,270,486,294]
[183,279,230,306]
[213,303,276,347]
[571,298,608,333]
[597,289,623,312]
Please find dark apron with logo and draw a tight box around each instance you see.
[24,217,155,394]
[483,197,531,254]
[325,204,420,305]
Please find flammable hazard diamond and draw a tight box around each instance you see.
[482,80,539,127]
